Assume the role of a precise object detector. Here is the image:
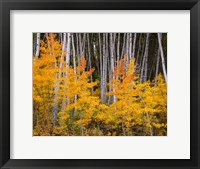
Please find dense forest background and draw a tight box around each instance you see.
[33,33,167,136]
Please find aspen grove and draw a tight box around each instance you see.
[33,33,167,136]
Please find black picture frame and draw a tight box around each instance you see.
[0,0,199,169]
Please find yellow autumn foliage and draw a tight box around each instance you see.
[33,34,167,136]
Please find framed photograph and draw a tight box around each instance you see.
[0,0,199,168]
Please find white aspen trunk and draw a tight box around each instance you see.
[78,33,85,136]
[61,33,71,111]
[110,33,114,74]
[72,34,77,115]
[72,34,76,74]
[66,33,71,74]
[129,33,132,60]
[116,33,120,83]
[113,33,116,43]
[110,33,117,102]
[35,33,40,58]
[144,33,149,82]
[140,54,145,83]
[62,33,67,60]
[157,33,167,84]
[154,48,160,87]
[79,33,83,56]
[107,57,112,105]
[99,34,104,101]
[126,33,129,59]
[76,33,80,65]
[113,33,117,64]
[52,33,66,126]
[93,41,100,74]
[117,33,120,62]
[105,33,108,101]
[87,34,93,85]
[87,34,92,70]
[59,33,62,43]
[132,33,137,59]
[140,35,146,83]
[125,33,130,72]
[101,33,107,103]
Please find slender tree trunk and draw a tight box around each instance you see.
[33,34,36,57]
[99,34,104,101]
[87,34,92,71]
[72,34,76,65]
[136,34,142,65]
[59,33,62,43]
[105,33,109,102]
[61,33,71,111]
[113,33,116,42]
[117,33,120,62]
[154,48,160,87]
[101,33,107,103]
[107,34,112,105]
[144,33,150,82]
[157,33,167,84]
[132,33,137,59]
[52,33,66,126]
[140,55,145,83]
[66,33,71,75]
[87,34,93,88]
[107,56,111,105]
[72,34,77,115]
[129,33,132,60]
[78,33,85,135]
[35,33,40,58]
[126,33,129,59]
[110,33,117,102]
[116,33,120,82]
[79,33,83,56]
[76,33,80,66]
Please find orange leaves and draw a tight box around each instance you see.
[113,57,126,77]
[78,56,87,72]
[88,68,95,75]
